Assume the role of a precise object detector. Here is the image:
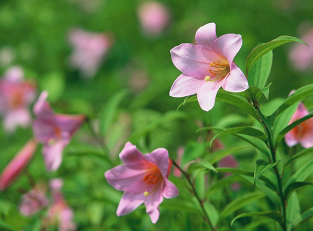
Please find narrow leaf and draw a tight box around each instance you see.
[209,126,267,147]
[271,84,313,118]
[276,112,313,144]
[284,158,313,189]
[205,146,251,164]
[284,182,313,200]
[248,50,273,89]
[246,35,306,72]
[231,211,282,227]
[284,147,313,170]
[218,191,266,221]
[99,90,128,136]
[291,208,313,231]
[254,160,280,186]
[187,161,217,174]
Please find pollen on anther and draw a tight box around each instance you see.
[205,76,211,82]
[144,191,149,196]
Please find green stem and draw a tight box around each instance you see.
[253,101,287,231]
[172,159,215,231]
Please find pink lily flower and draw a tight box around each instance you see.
[170,22,248,111]
[44,179,76,231]
[289,25,313,72]
[0,66,36,132]
[19,183,49,216]
[33,91,85,171]
[105,142,179,223]
[285,102,313,148]
[0,139,37,191]
[137,1,170,36]
[68,28,112,78]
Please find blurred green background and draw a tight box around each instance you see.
[1,0,313,230]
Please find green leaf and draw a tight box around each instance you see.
[205,146,251,165]
[287,192,301,231]
[248,49,273,89]
[284,182,313,200]
[254,160,280,186]
[291,208,313,231]
[206,175,242,197]
[248,84,271,101]
[276,112,313,144]
[284,147,313,170]
[99,89,128,137]
[218,191,266,222]
[245,35,306,72]
[231,211,282,227]
[187,161,217,174]
[177,95,197,110]
[216,168,276,191]
[284,158,313,190]
[209,126,267,147]
[271,84,313,118]
[0,220,16,231]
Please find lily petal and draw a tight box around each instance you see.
[42,140,67,172]
[195,23,217,48]
[144,184,163,223]
[163,179,179,198]
[119,142,145,167]
[117,192,144,216]
[171,43,220,78]
[170,74,202,97]
[105,165,155,193]
[222,63,249,92]
[55,114,85,137]
[213,34,242,64]
[145,148,169,177]
[197,80,224,111]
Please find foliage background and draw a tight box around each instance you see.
[0,0,313,230]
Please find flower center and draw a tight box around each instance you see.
[206,62,230,82]
[293,121,309,139]
[9,90,24,109]
[143,166,162,185]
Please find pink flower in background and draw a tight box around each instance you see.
[68,29,112,78]
[105,142,179,223]
[0,139,37,191]
[289,26,313,71]
[170,23,248,111]
[285,102,313,148]
[44,179,76,231]
[33,91,85,171]
[138,1,170,36]
[19,183,49,216]
[0,66,36,132]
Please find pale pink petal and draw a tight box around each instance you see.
[197,79,224,111]
[117,192,144,216]
[222,63,249,92]
[105,165,155,193]
[163,179,179,198]
[33,91,54,118]
[170,44,220,78]
[4,66,24,82]
[0,139,37,190]
[195,23,217,48]
[55,114,85,137]
[19,186,48,216]
[3,109,31,133]
[42,141,67,172]
[284,132,298,147]
[169,74,202,97]
[33,119,57,143]
[300,135,313,148]
[144,184,163,223]
[119,142,145,166]
[145,148,169,177]
[213,34,242,64]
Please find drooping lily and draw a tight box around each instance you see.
[170,22,248,111]
[19,183,49,216]
[33,91,85,171]
[285,102,313,148]
[0,139,37,190]
[0,66,36,132]
[105,142,179,223]
[44,179,76,231]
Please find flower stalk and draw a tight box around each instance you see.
[171,159,215,231]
